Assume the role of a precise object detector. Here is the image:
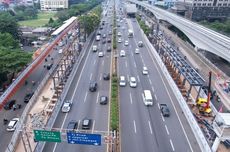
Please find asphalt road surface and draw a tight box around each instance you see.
[116,1,201,151]
[43,2,113,152]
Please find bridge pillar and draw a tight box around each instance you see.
[212,137,220,152]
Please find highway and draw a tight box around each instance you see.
[43,3,113,152]
[0,39,64,150]
[129,0,230,63]
[116,1,201,151]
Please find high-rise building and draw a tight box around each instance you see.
[40,0,68,11]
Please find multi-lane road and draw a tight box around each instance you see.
[43,2,113,152]
[116,0,201,151]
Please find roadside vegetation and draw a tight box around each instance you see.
[110,76,119,130]
[136,15,151,36]
[200,19,230,36]
[113,11,117,49]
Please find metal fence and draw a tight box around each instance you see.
[141,29,212,151]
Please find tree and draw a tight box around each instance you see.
[0,12,21,40]
[48,18,54,24]
[0,33,19,49]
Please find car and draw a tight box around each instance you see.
[92,45,97,52]
[100,96,108,105]
[117,32,122,37]
[82,118,92,129]
[62,101,72,112]
[102,39,106,44]
[118,38,122,43]
[120,50,125,57]
[46,63,53,70]
[138,41,144,47]
[129,77,137,88]
[119,76,126,86]
[89,82,97,92]
[160,104,170,117]
[103,34,106,38]
[4,100,16,110]
[142,66,148,75]
[135,48,140,54]
[98,52,104,57]
[24,92,34,103]
[67,120,78,132]
[7,118,19,131]
[124,40,129,46]
[100,26,103,30]
[58,49,63,54]
[107,38,111,43]
[107,46,111,52]
[109,31,112,35]
[103,73,110,80]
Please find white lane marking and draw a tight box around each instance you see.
[140,55,144,64]
[96,92,99,103]
[127,75,129,82]
[170,139,175,151]
[148,121,153,134]
[100,74,102,81]
[147,35,193,151]
[161,114,165,122]
[157,103,160,109]
[130,93,133,104]
[84,92,88,103]
[154,94,158,100]
[165,125,169,135]
[77,120,81,130]
[125,61,128,68]
[92,120,95,133]
[151,86,155,93]
[149,79,152,85]
[102,60,104,66]
[90,73,93,80]
[137,75,140,82]
[134,62,137,68]
[53,32,94,152]
[133,120,137,133]
[94,59,96,65]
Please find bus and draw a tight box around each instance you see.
[128,29,133,38]
[142,90,153,106]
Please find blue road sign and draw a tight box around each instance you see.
[67,132,101,146]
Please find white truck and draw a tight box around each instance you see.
[142,90,153,106]
[96,35,101,41]
[92,45,97,52]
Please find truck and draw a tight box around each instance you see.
[142,90,153,106]
[92,45,97,52]
[96,35,100,41]
[128,29,133,38]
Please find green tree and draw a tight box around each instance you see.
[0,12,21,40]
[0,33,19,49]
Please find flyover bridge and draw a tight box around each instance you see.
[129,0,230,63]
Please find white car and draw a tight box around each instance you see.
[117,32,122,37]
[142,66,148,75]
[98,52,104,57]
[118,38,122,43]
[7,118,19,132]
[129,77,137,88]
[58,49,63,54]
[120,50,125,57]
[124,40,129,46]
[119,76,126,86]
[135,48,139,54]
[62,101,72,113]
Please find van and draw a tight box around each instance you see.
[96,35,100,41]
[142,90,153,106]
[119,76,126,86]
[92,45,97,52]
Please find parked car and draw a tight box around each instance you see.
[62,101,72,113]
[67,120,78,132]
[160,104,170,117]
[4,100,16,110]
[100,96,108,105]
[89,82,97,92]
[82,118,92,129]
[24,92,34,103]
[7,118,19,132]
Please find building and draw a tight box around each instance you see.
[148,0,178,8]
[40,0,68,11]
[125,4,137,17]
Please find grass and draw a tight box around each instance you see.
[19,12,56,27]
[110,76,119,130]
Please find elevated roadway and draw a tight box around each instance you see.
[128,0,230,63]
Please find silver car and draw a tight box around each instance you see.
[62,101,72,112]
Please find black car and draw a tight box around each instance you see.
[89,82,97,92]
[103,73,110,80]
[81,118,92,129]
[100,96,108,105]
[67,120,78,132]
[24,92,34,103]
[46,63,53,70]
[107,38,111,43]
[4,100,16,110]
[107,46,111,52]
[160,104,170,117]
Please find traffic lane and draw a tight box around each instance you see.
[132,22,199,151]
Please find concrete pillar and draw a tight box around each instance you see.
[212,137,220,152]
